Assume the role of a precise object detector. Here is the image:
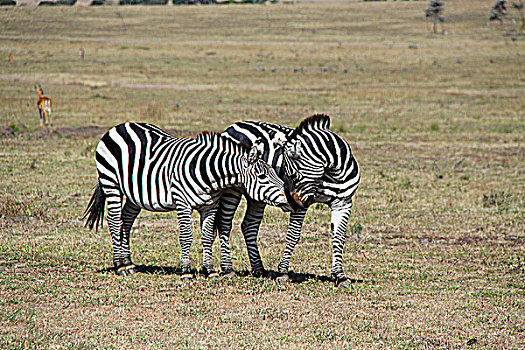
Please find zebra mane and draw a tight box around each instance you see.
[289,114,331,139]
[196,130,221,142]
[196,131,250,153]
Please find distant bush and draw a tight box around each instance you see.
[39,0,76,5]
[119,0,168,4]
[364,0,426,2]
[5,0,275,5]
[172,0,272,4]
[172,0,208,3]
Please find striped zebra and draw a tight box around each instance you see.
[218,114,360,287]
[84,122,288,278]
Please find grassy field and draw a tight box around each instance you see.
[1,0,524,348]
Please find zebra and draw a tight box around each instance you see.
[84,122,288,279]
[217,114,360,287]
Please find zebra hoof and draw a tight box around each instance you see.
[202,265,218,278]
[125,265,137,275]
[252,269,267,278]
[115,266,131,276]
[221,267,235,277]
[221,270,236,278]
[335,278,353,289]
[181,273,194,281]
[275,273,289,284]
[207,272,220,279]
[115,269,127,276]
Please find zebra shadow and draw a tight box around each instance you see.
[97,265,183,276]
[136,265,182,275]
[97,266,364,285]
[273,270,363,285]
[229,269,364,285]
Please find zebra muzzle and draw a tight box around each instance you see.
[290,191,315,208]
[277,190,289,205]
[290,192,306,208]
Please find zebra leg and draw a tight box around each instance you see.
[276,209,308,282]
[104,188,127,275]
[330,207,352,288]
[120,200,141,275]
[199,208,219,278]
[177,206,194,280]
[241,198,267,277]
[216,189,242,276]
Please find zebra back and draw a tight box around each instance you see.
[224,121,293,178]
[223,115,359,208]
[95,122,285,211]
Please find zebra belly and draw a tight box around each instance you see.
[193,191,223,210]
[169,180,224,210]
[118,176,223,212]
[119,185,176,212]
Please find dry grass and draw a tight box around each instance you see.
[0,1,524,349]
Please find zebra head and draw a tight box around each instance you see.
[282,139,323,208]
[241,144,288,208]
[280,114,342,208]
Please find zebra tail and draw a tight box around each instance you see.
[83,181,106,231]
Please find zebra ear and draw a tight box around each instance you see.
[286,140,301,160]
[271,131,287,147]
[247,145,260,164]
[247,138,264,164]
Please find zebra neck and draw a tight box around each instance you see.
[204,147,245,191]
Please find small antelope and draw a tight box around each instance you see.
[79,48,85,61]
[36,85,53,127]
[8,53,13,64]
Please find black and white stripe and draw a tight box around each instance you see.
[218,115,360,285]
[84,122,287,277]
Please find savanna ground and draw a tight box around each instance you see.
[0,0,524,348]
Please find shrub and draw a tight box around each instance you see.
[39,0,77,5]
[119,0,168,4]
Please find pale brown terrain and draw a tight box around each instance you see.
[0,1,524,348]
